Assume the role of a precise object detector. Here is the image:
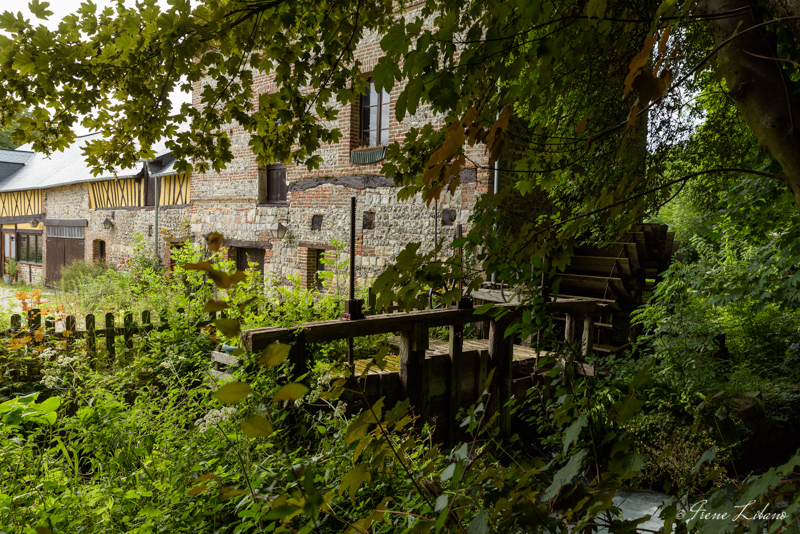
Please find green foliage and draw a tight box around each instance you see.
[59,258,108,292]
[3,257,19,277]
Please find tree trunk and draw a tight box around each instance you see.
[766,0,800,44]
[699,0,800,210]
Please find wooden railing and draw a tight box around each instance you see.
[244,299,603,442]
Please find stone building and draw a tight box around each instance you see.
[0,19,495,289]
[0,133,190,285]
[188,26,492,290]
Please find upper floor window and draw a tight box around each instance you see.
[361,79,389,147]
[258,164,287,203]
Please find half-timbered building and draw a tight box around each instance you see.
[0,133,191,285]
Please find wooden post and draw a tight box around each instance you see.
[142,310,151,332]
[45,316,55,335]
[400,322,429,421]
[290,330,308,380]
[488,318,513,438]
[29,308,41,331]
[124,312,134,351]
[65,315,76,349]
[367,287,376,315]
[448,323,464,445]
[564,311,584,355]
[581,315,594,357]
[105,312,115,362]
[86,314,96,360]
[10,314,20,331]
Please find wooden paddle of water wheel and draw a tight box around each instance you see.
[474,223,681,354]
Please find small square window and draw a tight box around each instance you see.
[442,209,457,226]
[311,215,323,231]
[363,211,375,230]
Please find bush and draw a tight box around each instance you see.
[59,258,108,292]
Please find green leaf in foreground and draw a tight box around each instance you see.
[213,382,252,404]
[214,318,240,338]
[240,415,274,437]
[541,449,588,501]
[339,463,371,499]
[271,383,310,403]
[203,300,229,312]
[258,343,292,366]
[467,511,489,534]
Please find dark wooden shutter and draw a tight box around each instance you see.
[257,168,268,204]
[145,175,155,206]
[267,164,287,202]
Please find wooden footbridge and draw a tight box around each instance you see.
[244,298,602,444]
[237,223,681,444]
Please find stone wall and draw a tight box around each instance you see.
[43,183,192,272]
[189,8,493,289]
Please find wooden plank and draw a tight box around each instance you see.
[566,256,632,277]
[399,323,429,419]
[65,315,76,349]
[564,312,583,344]
[554,274,631,302]
[86,314,96,359]
[469,289,523,303]
[212,350,239,366]
[124,312,134,351]
[477,350,489,401]
[448,323,463,445]
[665,232,675,259]
[247,300,599,351]
[290,330,308,380]
[581,315,594,357]
[633,232,647,267]
[488,319,513,437]
[106,312,115,361]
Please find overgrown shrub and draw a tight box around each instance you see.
[59,258,108,292]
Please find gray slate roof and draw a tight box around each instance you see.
[0,132,173,193]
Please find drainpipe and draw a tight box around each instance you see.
[147,162,160,265]
[491,137,500,285]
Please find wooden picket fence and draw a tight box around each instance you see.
[1,308,217,360]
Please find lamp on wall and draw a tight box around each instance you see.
[269,219,289,239]
[30,218,40,228]
[102,217,114,230]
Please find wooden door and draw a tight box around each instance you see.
[236,247,265,274]
[65,239,85,267]
[45,237,84,285]
[46,237,64,285]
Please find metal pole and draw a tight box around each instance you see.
[150,162,160,266]
[349,195,356,300]
[342,196,364,319]
[434,199,438,250]
[457,223,463,293]
[491,145,499,285]
[348,196,356,365]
